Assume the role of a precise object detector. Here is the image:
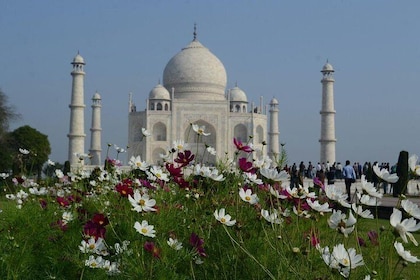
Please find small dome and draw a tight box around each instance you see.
[92,92,101,100]
[321,62,334,72]
[163,39,227,100]
[149,84,170,100]
[72,53,85,64]
[230,86,247,102]
[270,98,279,105]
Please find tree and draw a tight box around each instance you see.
[8,125,51,179]
[0,88,20,140]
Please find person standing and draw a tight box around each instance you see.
[342,160,356,202]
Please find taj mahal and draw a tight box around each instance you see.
[67,28,336,168]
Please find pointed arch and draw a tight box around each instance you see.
[153,122,167,141]
[152,147,166,165]
[234,124,247,143]
[256,125,264,143]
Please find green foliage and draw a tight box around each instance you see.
[8,125,51,178]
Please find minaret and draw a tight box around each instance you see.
[67,53,86,166]
[319,61,336,164]
[89,92,102,165]
[268,98,280,161]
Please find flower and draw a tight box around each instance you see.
[306,199,332,213]
[62,211,74,224]
[233,138,253,153]
[260,168,289,182]
[325,184,351,208]
[261,209,283,224]
[85,255,105,268]
[134,220,156,238]
[373,164,398,183]
[358,175,383,198]
[167,238,183,250]
[401,199,420,219]
[357,193,381,206]
[173,139,189,151]
[128,155,149,171]
[328,210,356,237]
[192,124,210,136]
[319,244,364,278]
[47,159,55,166]
[243,172,263,185]
[115,180,134,197]
[206,146,216,155]
[368,230,379,246]
[174,150,195,167]
[189,232,206,257]
[0,172,9,179]
[238,157,255,173]
[351,204,374,219]
[149,165,169,182]
[19,148,30,155]
[390,208,420,246]
[239,188,259,204]
[144,241,161,259]
[214,208,236,226]
[141,127,151,137]
[128,190,157,212]
[79,237,106,254]
[394,241,420,263]
[408,154,420,176]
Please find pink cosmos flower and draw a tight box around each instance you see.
[233,138,253,153]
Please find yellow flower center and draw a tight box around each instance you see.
[89,244,95,249]
[342,258,349,266]
[245,196,251,201]
[141,228,148,234]
[139,199,145,206]
[221,218,226,223]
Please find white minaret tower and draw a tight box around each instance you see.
[67,53,86,166]
[319,61,336,164]
[268,97,280,161]
[89,92,102,165]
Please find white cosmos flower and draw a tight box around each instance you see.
[269,186,288,199]
[0,172,9,179]
[319,244,364,278]
[141,127,151,137]
[285,185,316,199]
[134,220,156,238]
[261,209,283,224]
[47,159,55,166]
[128,155,149,171]
[373,164,399,183]
[214,208,236,226]
[328,210,357,237]
[128,190,157,212]
[55,169,64,179]
[167,238,183,250]
[401,199,420,219]
[62,211,74,224]
[239,188,259,204]
[260,168,289,182]
[173,140,189,151]
[192,124,210,136]
[206,146,216,155]
[357,193,381,206]
[358,175,383,198]
[244,172,263,185]
[390,208,420,246]
[394,241,420,263]
[149,165,169,182]
[85,255,105,268]
[306,199,332,213]
[351,204,374,219]
[19,148,30,155]
[79,237,106,254]
[408,154,420,176]
[293,205,311,218]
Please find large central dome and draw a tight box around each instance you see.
[163,39,227,100]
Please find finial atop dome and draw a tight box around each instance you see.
[193,23,197,41]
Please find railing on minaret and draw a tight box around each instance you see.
[89,92,102,165]
[319,61,337,164]
[67,53,86,167]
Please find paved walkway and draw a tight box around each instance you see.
[302,179,420,207]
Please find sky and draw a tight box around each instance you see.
[1,0,419,166]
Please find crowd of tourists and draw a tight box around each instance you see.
[284,161,397,195]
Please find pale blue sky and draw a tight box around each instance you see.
[1,0,419,165]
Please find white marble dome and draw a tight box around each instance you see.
[321,62,334,72]
[163,39,227,100]
[149,83,170,100]
[230,86,247,102]
[72,53,85,64]
[92,92,101,100]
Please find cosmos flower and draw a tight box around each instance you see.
[174,150,195,167]
[149,165,169,182]
[357,193,381,206]
[243,172,263,185]
[79,237,106,255]
[134,220,156,238]
[408,154,420,176]
[239,188,259,205]
[394,241,420,263]
[173,139,189,151]
[233,138,253,153]
[261,209,283,224]
[390,208,420,246]
[214,208,236,226]
[192,124,210,136]
[325,185,351,208]
[128,190,157,212]
[142,127,151,137]
[190,232,206,257]
[144,241,161,259]
[319,244,364,278]
[206,146,216,155]
[401,199,420,219]
[85,255,105,268]
[167,238,183,250]
[373,164,398,183]
[128,155,149,171]
[351,204,374,219]
[358,175,383,198]
[260,168,289,182]
[306,199,332,213]
[19,148,30,155]
[328,210,357,237]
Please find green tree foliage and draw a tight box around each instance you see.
[8,125,51,179]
